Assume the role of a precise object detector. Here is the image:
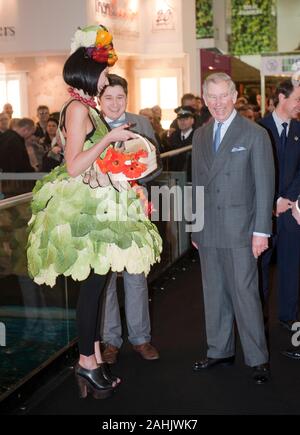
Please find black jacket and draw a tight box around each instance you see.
[0,129,34,172]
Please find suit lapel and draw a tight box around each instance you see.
[206,114,242,186]
[201,120,214,171]
[287,119,299,146]
[266,115,280,150]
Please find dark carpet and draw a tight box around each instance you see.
[20,254,300,415]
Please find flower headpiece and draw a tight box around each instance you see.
[70,24,118,66]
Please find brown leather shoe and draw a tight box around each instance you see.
[132,343,160,360]
[102,344,119,365]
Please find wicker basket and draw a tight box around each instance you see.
[108,134,157,181]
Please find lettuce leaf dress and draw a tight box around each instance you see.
[27,105,162,287]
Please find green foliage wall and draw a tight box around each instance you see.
[230,0,277,55]
[196,0,214,39]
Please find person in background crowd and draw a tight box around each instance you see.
[0,112,10,134]
[9,118,20,130]
[152,105,162,122]
[0,118,35,172]
[151,105,166,142]
[192,72,274,384]
[139,108,162,150]
[235,96,249,109]
[34,105,50,139]
[195,96,204,116]
[237,104,256,122]
[49,111,60,122]
[166,105,195,180]
[3,103,13,119]
[26,117,59,171]
[260,79,300,331]
[98,73,160,365]
[264,97,276,117]
[40,117,63,172]
[170,94,203,132]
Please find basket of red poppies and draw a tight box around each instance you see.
[96,134,157,181]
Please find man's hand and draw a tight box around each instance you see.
[292,201,300,224]
[276,197,293,216]
[252,235,269,259]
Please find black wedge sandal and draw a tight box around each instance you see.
[75,364,114,399]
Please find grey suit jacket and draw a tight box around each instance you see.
[192,113,275,248]
[124,112,162,183]
[125,112,157,145]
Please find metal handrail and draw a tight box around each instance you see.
[0,192,33,210]
[160,144,192,159]
[0,146,192,208]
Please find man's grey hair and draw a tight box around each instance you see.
[16,118,35,129]
[203,73,237,97]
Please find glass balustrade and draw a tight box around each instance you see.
[0,160,191,402]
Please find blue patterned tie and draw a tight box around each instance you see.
[213,122,223,152]
[107,116,126,129]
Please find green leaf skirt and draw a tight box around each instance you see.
[27,165,162,287]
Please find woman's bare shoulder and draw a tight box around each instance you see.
[65,99,89,116]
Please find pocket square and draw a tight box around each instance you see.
[231,146,247,152]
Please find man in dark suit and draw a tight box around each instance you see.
[282,194,300,360]
[260,80,300,331]
[97,74,160,364]
[192,73,275,384]
[167,105,195,178]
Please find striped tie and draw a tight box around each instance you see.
[107,116,126,129]
[213,122,223,152]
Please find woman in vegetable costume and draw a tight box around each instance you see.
[27,25,162,399]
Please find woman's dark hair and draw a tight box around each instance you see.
[63,47,107,96]
[99,73,128,97]
[273,80,295,107]
[47,117,59,127]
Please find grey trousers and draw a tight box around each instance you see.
[101,271,151,348]
[199,246,268,367]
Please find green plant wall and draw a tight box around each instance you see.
[196,0,214,39]
[230,0,277,55]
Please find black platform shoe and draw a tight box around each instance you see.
[75,364,114,399]
[99,362,121,385]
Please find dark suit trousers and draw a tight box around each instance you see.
[199,246,268,367]
[277,227,300,321]
[261,223,300,321]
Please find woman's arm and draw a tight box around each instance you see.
[65,101,136,177]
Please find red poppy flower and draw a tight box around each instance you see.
[98,148,127,174]
[134,149,148,160]
[123,160,147,178]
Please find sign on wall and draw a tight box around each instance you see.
[94,0,140,38]
[0,26,16,39]
[152,0,176,31]
[262,54,300,76]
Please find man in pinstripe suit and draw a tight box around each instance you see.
[191,73,275,384]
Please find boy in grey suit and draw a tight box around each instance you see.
[98,74,159,363]
[192,73,275,384]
